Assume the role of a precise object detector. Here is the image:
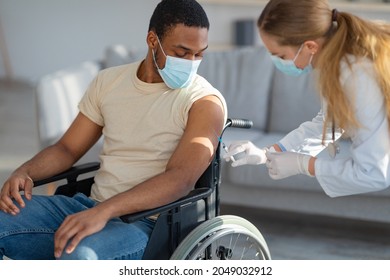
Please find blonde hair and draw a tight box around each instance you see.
[258,0,390,140]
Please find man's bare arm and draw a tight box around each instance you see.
[0,113,102,214]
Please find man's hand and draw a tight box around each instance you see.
[223,141,267,167]
[265,150,313,180]
[0,172,34,215]
[54,207,110,259]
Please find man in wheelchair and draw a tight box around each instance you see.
[0,0,227,260]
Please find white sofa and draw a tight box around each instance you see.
[36,45,390,224]
[35,61,104,164]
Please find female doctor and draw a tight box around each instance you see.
[224,0,390,197]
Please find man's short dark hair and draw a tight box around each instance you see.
[148,0,210,40]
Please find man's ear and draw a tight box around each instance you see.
[146,31,158,49]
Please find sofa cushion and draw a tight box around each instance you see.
[103,45,146,68]
[268,69,321,133]
[103,44,133,68]
[222,128,264,144]
[198,46,275,131]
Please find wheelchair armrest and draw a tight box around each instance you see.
[120,187,213,223]
[33,162,100,187]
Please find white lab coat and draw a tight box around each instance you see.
[278,55,390,197]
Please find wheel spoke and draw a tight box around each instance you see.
[170,215,271,260]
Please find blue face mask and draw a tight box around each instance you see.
[153,37,201,89]
[270,44,313,76]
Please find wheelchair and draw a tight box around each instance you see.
[33,118,271,260]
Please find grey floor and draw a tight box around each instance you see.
[1,79,390,260]
[221,204,390,260]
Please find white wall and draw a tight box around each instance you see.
[0,0,389,82]
[0,0,159,82]
[202,1,390,47]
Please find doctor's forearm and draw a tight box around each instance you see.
[309,157,316,176]
[272,144,282,152]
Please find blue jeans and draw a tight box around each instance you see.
[0,193,155,260]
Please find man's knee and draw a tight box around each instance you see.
[57,245,99,260]
[57,243,146,260]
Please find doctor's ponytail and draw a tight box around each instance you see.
[317,10,390,134]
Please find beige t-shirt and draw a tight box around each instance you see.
[79,61,227,202]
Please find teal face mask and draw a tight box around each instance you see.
[270,44,313,76]
[153,37,201,89]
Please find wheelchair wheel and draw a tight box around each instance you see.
[170,215,271,260]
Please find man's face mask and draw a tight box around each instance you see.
[270,44,313,77]
[152,36,201,89]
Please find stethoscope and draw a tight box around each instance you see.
[327,119,340,158]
